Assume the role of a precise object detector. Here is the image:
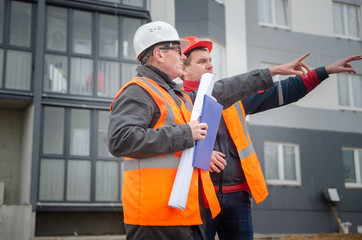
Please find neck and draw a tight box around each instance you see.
[183,80,200,92]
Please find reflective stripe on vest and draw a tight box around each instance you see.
[111,77,220,225]
[222,101,268,204]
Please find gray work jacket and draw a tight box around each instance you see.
[108,65,273,160]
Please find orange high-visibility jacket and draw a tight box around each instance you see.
[111,77,220,226]
[222,101,268,204]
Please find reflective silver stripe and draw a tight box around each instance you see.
[124,154,180,171]
[239,143,255,159]
[138,78,176,124]
[182,94,193,111]
[234,102,256,159]
[278,81,284,106]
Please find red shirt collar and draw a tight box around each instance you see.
[183,80,200,92]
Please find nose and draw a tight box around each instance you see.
[207,61,213,69]
[180,53,187,61]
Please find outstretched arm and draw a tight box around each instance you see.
[325,55,362,74]
[270,52,311,77]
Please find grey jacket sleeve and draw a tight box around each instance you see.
[108,84,194,159]
[212,68,274,108]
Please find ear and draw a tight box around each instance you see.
[153,48,165,63]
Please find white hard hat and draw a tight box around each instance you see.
[133,21,189,60]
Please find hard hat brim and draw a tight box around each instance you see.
[183,40,213,55]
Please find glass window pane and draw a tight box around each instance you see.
[44,54,68,93]
[123,17,142,59]
[352,75,362,108]
[275,0,288,26]
[10,1,32,47]
[265,144,279,180]
[98,60,120,97]
[100,14,118,58]
[0,49,3,88]
[47,6,67,52]
[347,5,360,38]
[0,0,4,44]
[123,0,144,7]
[122,63,138,87]
[333,3,345,35]
[258,0,272,24]
[343,149,356,183]
[67,160,91,201]
[70,57,93,95]
[96,161,119,201]
[39,159,65,201]
[70,109,90,156]
[283,145,296,180]
[73,10,92,55]
[338,75,350,107]
[5,50,32,90]
[98,111,112,157]
[43,107,65,155]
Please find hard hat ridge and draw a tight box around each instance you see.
[182,36,213,56]
[133,21,189,61]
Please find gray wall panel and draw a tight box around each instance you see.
[249,125,362,234]
[175,0,225,44]
[245,1,362,73]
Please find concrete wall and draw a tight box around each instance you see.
[0,106,34,240]
[0,109,24,205]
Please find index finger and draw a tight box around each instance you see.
[345,55,362,63]
[296,52,311,63]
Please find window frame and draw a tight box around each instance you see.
[258,0,290,30]
[337,73,362,112]
[264,141,302,186]
[0,0,35,94]
[38,105,124,211]
[42,2,146,99]
[343,147,362,189]
[333,1,361,40]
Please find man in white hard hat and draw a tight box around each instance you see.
[180,36,362,240]
[108,21,312,240]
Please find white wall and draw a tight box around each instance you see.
[290,0,334,37]
[148,0,175,25]
[224,0,248,77]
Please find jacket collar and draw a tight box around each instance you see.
[136,65,179,90]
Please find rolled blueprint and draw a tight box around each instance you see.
[168,73,216,209]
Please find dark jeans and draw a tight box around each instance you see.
[206,191,253,240]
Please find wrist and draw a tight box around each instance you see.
[269,66,280,77]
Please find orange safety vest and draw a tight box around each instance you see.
[222,101,269,204]
[110,77,220,226]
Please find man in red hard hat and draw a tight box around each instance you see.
[180,36,362,240]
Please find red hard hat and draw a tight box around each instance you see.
[182,36,213,55]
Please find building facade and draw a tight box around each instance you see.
[0,0,361,239]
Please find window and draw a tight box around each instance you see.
[0,0,33,91]
[44,5,142,98]
[337,74,362,110]
[333,2,361,39]
[39,106,122,204]
[343,148,362,188]
[258,0,289,29]
[264,142,301,185]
